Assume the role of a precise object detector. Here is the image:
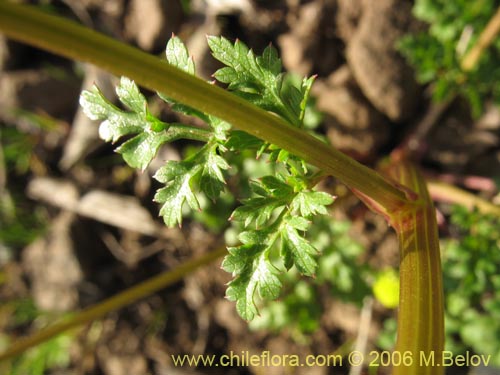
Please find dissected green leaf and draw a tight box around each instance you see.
[222,244,263,275]
[79,34,333,324]
[80,77,172,170]
[250,218,371,338]
[80,84,143,143]
[281,218,318,276]
[231,196,283,228]
[207,36,315,127]
[292,191,335,217]
[230,176,292,227]
[258,44,282,76]
[166,35,195,74]
[116,131,170,169]
[223,236,282,321]
[225,271,259,321]
[154,161,201,227]
[154,143,229,227]
[115,76,147,113]
[159,36,212,122]
[225,158,334,320]
[225,130,264,151]
[200,145,229,200]
[299,76,316,121]
[206,115,231,141]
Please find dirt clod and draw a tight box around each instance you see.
[22,212,83,312]
[0,69,80,122]
[346,0,421,122]
[125,0,183,52]
[314,66,390,159]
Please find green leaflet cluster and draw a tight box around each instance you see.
[248,219,371,339]
[224,175,334,320]
[399,0,500,115]
[207,36,315,127]
[442,206,500,365]
[79,35,334,320]
[80,37,230,227]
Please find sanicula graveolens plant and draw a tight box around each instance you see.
[0,2,443,374]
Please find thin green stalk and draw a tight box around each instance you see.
[461,5,500,72]
[0,1,410,214]
[167,123,213,143]
[0,246,227,362]
[428,180,500,217]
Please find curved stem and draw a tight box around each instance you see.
[0,1,410,214]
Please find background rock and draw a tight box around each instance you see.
[22,212,83,312]
[313,66,390,159]
[335,0,363,44]
[125,0,183,52]
[346,0,421,122]
[279,0,343,77]
[0,69,80,122]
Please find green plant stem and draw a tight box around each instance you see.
[0,1,410,215]
[382,158,444,375]
[167,123,213,143]
[0,246,227,362]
